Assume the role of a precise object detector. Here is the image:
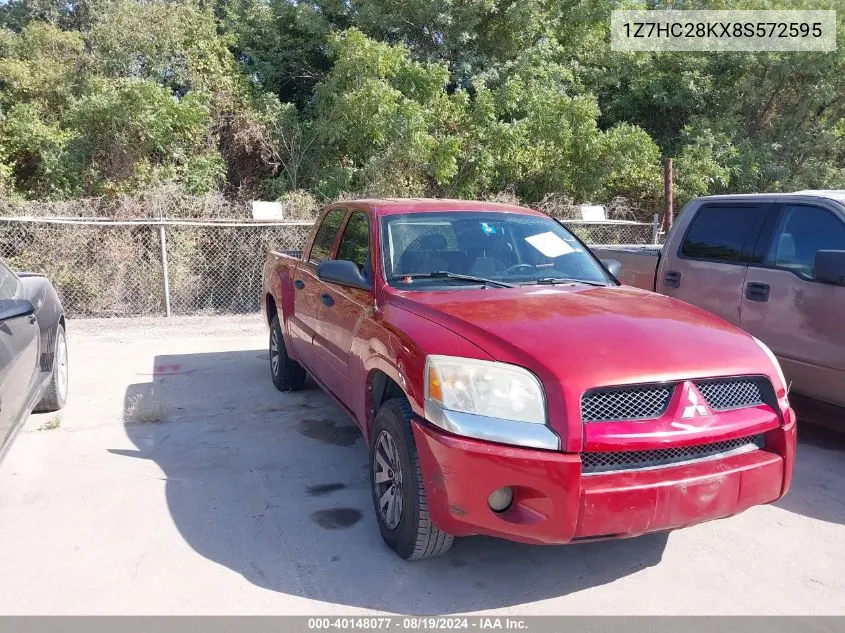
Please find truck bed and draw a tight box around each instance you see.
[591,244,662,291]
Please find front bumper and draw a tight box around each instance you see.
[411,412,796,544]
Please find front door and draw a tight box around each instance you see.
[313,210,374,404]
[287,208,346,369]
[741,203,845,408]
[662,203,767,326]
[0,262,39,455]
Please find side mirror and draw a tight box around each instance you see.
[0,299,35,322]
[317,260,371,290]
[601,258,622,279]
[814,250,845,286]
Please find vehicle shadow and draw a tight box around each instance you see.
[114,349,668,613]
[773,400,845,526]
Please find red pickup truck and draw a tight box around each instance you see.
[262,198,796,560]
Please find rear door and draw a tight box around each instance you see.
[286,208,346,369]
[0,262,39,451]
[662,203,768,325]
[313,209,374,403]
[740,202,845,408]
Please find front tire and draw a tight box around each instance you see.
[370,398,454,560]
[270,315,306,392]
[35,324,68,413]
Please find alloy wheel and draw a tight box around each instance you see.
[373,430,404,529]
[55,330,68,401]
[270,328,280,377]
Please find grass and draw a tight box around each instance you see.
[38,414,62,431]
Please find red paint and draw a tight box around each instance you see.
[412,418,794,543]
[263,198,797,544]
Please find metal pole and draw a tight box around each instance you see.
[663,157,674,233]
[158,224,172,317]
[652,213,660,245]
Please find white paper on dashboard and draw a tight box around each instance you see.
[524,231,575,258]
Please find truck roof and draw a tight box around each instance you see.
[695,190,845,204]
[327,198,547,217]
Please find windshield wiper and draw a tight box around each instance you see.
[389,271,515,288]
[522,277,607,287]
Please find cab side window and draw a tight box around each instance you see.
[335,211,371,278]
[680,205,761,263]
[308,209,346,265]
[767,205,845,280]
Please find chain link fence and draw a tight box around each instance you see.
[0,218,312,317]
[0,216,660,317]
[562,218,660,247]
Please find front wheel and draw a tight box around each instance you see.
[35,323,68,412]
[370,398,454,560]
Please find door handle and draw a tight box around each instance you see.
[294,279,305,290]
[663,271,681,288]
[320,293,335,307]
[745,282,770,302]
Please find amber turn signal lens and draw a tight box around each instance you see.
[428,364,443,402]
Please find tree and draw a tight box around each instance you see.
[0,0,843,209]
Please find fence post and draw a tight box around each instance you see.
[662,157,674,233]
[652,213,660,244]
[158,223,172,317]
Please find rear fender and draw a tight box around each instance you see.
[18,275,63,372]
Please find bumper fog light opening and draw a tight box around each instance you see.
[488,486,514,513]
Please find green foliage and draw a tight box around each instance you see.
[0,0,843,213]
[311,28,460,197]
[90,0,238,94]
[674,124,737,205]
[65,79,220,195]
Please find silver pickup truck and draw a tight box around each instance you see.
[594,191,845,416]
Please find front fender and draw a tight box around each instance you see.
[374,302,493,420]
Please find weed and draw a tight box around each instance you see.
[38,414,62,431]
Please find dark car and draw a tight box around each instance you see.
[0,258,68,463]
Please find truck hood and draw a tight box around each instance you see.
[389,284,778,450]
[389,284,770,383]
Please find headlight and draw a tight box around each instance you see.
[752,336,788,395]
[425,355,546,424]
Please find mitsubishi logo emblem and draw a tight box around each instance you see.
[681,386,710,419]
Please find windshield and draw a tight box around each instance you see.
[381,211,612,289]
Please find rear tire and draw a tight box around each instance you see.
[370,398,454,560]
[270,315,306,392]
[35,324,68,413]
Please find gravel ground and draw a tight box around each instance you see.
[0,316,842,615]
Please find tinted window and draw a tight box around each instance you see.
[335,212,370,276]
[680,206,760,263]
[0,261,20,299]
[308,209,346,265]
[767,205,845,279]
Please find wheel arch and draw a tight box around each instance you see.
[265,292,278,327]
[365,362,413,443]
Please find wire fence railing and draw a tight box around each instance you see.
[0,216,661,317]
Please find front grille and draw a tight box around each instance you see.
[581,434,766,474]
[581,376,770,422]
[696,379,763,411]
[581,386,673,422]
